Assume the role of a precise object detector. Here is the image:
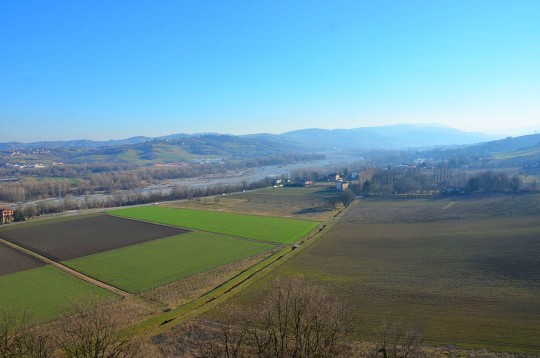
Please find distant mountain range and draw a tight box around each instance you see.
[267,124,497,150]
[1,125,539,169]
[0,125,498,151]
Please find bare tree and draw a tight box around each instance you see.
[324,196,339,210]
[253,277,350,358]
[338,190,355,208]
[369,320,423,358]
[63,194,78,211]
[22,204,38,220]
[190,312,250,358]
[190,277,351,358]
[0,309,52,358]
[57,302,141,358]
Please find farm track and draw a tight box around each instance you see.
[127,208,346,338]
[0,238,131,299]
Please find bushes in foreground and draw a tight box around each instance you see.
[2,278,427,357]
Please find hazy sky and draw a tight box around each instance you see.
[1,1,539,142]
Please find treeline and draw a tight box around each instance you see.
[358,167,458,195]
[358,168,536,196]
[225,153,325,169]
[290,164,457,194]
[11,178,274,220]
[0,154,324,203]
[289,161,366,182]
[465,171,527,193]
[0,154,324,178]
[0,163,138,177]
[290,164,537,196]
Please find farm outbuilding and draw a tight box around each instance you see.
[0,208,14,224]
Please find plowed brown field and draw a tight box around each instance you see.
[0,244,44,275]
[1,214,189,261]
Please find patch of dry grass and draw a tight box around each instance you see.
[164,185,340,221]
[227,195,540,355]
[141,248,280,308]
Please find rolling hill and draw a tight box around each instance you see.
[0,135,309,165]
[0,125,513,166]
[429,133,540,173]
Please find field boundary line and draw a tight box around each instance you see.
[0,238,130,299]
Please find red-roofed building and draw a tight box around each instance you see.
[1,208,14,224]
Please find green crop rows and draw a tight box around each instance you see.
[0,266,117,322]
[108,206,320,244]
[64,232,275,293]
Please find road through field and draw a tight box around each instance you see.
[0,238,130,299]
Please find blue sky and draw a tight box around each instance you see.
[1,0,539,142]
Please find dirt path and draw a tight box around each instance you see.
[0,238,131,299]
[129,205,348,338]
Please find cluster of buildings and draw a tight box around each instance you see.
[331,174,350,191]
[273,178,314,188]
[271,173,357,191]
[4,148,52,156]
[0,177,20,183]
[0,147,59,169]
[3,163,47,169]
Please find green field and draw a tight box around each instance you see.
[227,196,540,354]
[0,266,117,322]
[115,143,207,164]
[64,232,275,293]
[108,206,320,244]
[228,185,338,204]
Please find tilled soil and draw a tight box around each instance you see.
[0,243,44,275]
[0,214,189,261]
